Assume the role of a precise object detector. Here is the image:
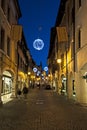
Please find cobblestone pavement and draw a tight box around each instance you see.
[0,88,87,130]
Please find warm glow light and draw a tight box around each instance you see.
[46,77,48,80]
[18,72,26,79]
[28,72,31,75]
[31,75,35,79]
[48,74,51,77]
[57,59,61,63]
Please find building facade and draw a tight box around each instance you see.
[48,0,87,104]
[48,27,58,91]
[0,0,33,103]
[75,0,87,103]
[0,0,21,103]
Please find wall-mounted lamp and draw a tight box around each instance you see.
[57,59,61,64]
[28,72,31,75]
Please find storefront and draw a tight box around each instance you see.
[1,71,13,103]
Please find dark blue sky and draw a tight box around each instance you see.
[18,0,60,70]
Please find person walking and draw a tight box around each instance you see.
[22,83,29,99]
[17,88,21,99]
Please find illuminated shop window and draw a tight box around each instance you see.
[2,76,12,95]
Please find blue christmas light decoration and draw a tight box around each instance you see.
[33,38,44,50]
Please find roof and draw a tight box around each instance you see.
[55,0,67,26]
[48,27,56,59]
[14,0,22,18]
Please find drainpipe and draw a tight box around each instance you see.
[73,0,75,72]
[66,44,68,96]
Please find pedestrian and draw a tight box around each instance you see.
[22,84,29,99]
[17,88,21,99]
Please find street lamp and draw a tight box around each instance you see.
[28,72,31,75]
[57,59,61,64]
[28,71,31,88]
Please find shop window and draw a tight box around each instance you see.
[2,76,12,95]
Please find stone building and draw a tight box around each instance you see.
[0,0,21,103]
[74,0,87,104]
[48,0,87,104]
[0,0,32,103]
[48,27,58,91]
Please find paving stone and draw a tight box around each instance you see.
[0,88,87,130]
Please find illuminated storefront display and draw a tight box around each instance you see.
[1,73,12,95]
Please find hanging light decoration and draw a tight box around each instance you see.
[33,38,44,50]
[44,66,48,71]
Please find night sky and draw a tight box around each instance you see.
[18,0,60,70]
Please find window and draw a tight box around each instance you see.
[77,0,82,9]
[7,7,10,23]
[61,54,64,69]
[71,7,75,24]
[1,27,5,51]
[7,37,10,56]
[18,53,19,67]
[2,76,12,95]
[1,0,5,13]
[79,0,81,7]
[78,29,81,48]
[76,28,81,50]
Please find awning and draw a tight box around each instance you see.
[56,27,68,43]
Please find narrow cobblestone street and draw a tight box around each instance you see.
[0,88,87,130]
